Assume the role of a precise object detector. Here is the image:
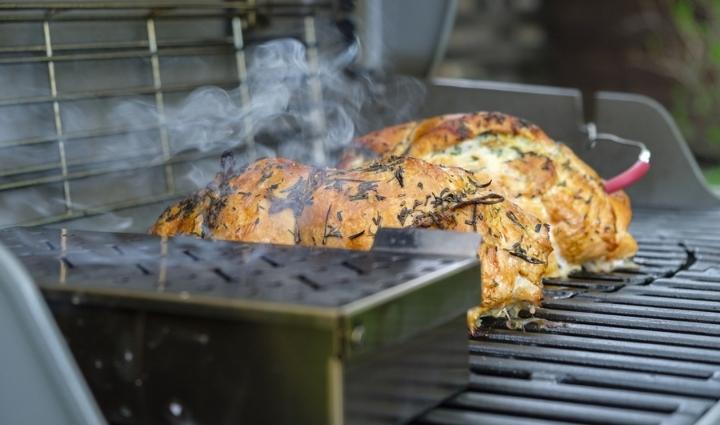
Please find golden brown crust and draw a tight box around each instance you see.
[342,111,637,273]
[151,156,553,317]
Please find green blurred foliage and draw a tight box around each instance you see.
[703,164,720,184]
[661,0,720,152]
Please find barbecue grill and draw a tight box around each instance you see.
[2,2,720,425]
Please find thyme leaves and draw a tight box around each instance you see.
[348,230,365,240]
[393,166,405,187]
[504,242,546,265]
[505,211,525,229]
[322,205,342,245]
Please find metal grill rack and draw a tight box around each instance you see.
[412,208,720,425]
[0,1,349,227]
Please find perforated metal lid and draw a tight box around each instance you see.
[0,227,480,324]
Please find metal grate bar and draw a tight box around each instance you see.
[145,17,174,195]
[524,322,720,349]
[583,293,720,312]
[467,375,710,415]
[469,341,718,378]
[42,20,73,214]
[481,330,720,363]
[537,306,720,332]
[0,1,329,11]
[304,14,327,164]
[0,1,332,22]
[0,146,225,193]
[448,392,669,425]
[420,408,574,425]
[0,37,235,54]
[653,278,720,291]
[231,14,255,159]
[468,356,720,398]
[0,45,236,65]
[0,78,239,109]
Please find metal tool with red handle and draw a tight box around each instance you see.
[585,123,652,194]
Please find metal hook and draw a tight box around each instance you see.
[581,123,652,193]
[583,123,651,162]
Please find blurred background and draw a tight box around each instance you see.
[434,0,720,186]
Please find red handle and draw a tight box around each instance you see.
[603,159,650,193]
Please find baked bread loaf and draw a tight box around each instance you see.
[151,156,553,327]
[339,112,637,277]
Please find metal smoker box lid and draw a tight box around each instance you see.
[0,227,481,356]
[2,227,480,424]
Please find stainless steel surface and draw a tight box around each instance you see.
[0,242,106,425]
[1,226,481,425]
[356,0,457,76]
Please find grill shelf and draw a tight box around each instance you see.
[412,208,720,425]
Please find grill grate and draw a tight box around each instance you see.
[415,208,720,425]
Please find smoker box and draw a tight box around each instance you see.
[0,226,481,425]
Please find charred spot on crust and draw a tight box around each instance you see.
[205,196,228,231]
[348,181,379,201]
[412,210,457,229]
[258,167,274,183]
[541,158,553,171]
[455,121,473,140]
[162,195,202,222]
[486,111,508,125]
[397,207,413,225]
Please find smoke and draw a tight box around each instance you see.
[0,26,426,232]
[162,37,425,169]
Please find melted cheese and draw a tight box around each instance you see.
[583,258,638,273]
[433,135,521,176]
[550,230,580,277]
[435,134,588,278]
